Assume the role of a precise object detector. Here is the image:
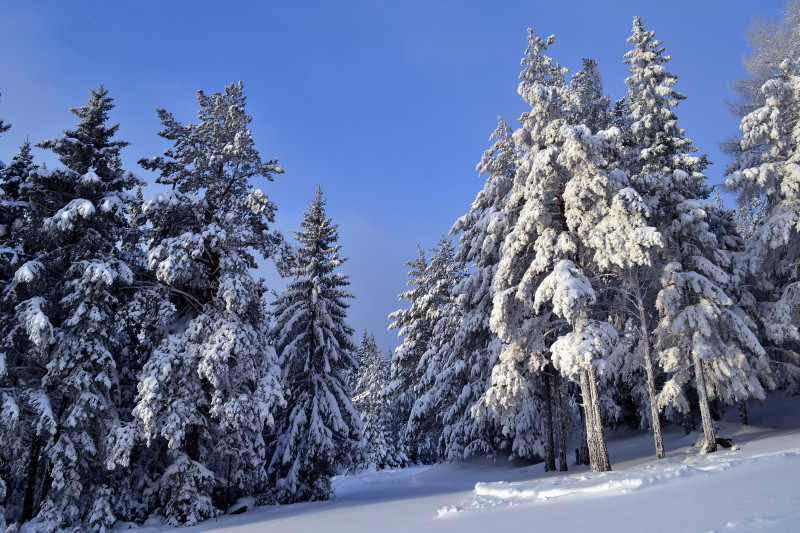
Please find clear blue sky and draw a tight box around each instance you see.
[0,1,786,357]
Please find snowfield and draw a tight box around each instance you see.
[130,394,800,533]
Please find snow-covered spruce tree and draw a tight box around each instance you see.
[437,118,516,462]
[128,82,285,525]
[406,236,466,462]
[386,246,431,463]
[268,188,362,503]
[0,141,44,527]
[624,18,772,453]
[0,86,142,531]
[568,58,611,133]
[352,331,403,469]
[483,31,570,468]
[726,56,800,390]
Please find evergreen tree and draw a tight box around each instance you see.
[440,118,516,461]
[128,82,285,525]
[268,188,362,503]
[624,18,771,453]
[352,331,404,469]
[726,56,800,390]
[406,236,466,462]
[1,86,141,531]
[568,58,611,132]
[386,246,431,462]
[484,31,570,466]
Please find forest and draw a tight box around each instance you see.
[1,6,799,533]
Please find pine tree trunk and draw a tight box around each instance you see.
[576,401,590,466]
[738,400,749,425]
[580,371,604,471]
[553,370,568,471]
[587,366,611,471]
[710,397,721,421]
[681,409,695,435]
[637,296,665,459]
[21,432,41,522]
[692,353,717,453]
[542,371,556,472]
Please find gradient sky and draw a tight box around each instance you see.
[0,0,787,356]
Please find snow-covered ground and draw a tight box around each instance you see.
[130,394,800,532]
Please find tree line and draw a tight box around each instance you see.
[380,14,799,476]
[1,8,799,532]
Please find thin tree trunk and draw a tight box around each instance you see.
[553,370,568,471]
[587,366,611,471]
[579,371,601,470]
[21,433,41,522]
[542,371,556,472]
[738,400,749,425]
[637,296,665,459]
[692,353,717,453]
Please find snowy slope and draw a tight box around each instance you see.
[131,394,800,533]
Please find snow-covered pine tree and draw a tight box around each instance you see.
[725,56,800,390]
[352,331,404,469]
[129,82,285,525]
[386,246,431,463]
[439,118,516,462]
[483,31,570,468]
[487,29,663,473]
[268,187,362,503]
[0,86,142,531]
[568,58,611,133]
[624,18,771,453]
[0,141,44,527]
[406,236,466,462]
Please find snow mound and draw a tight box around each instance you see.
[438,448,800,518]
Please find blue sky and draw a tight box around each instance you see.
[0,1,786,356]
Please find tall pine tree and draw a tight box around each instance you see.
[268,188,362,503]
[127,82,285,525]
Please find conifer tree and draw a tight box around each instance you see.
[386,246,431,462]
[128,82,285,525]
[268,188,362,503]
[484,31,570,466]
[624,18,770,453]
[352,331,404,469]
[406,236,466,462]
[1,86,141,531]
[726,56,800,389]
[440,118,516,461]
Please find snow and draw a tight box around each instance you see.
[129,393,800,533]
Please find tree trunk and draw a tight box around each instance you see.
[587,366,611,471]
[710,396,722,421]
[738,400,749,425]
[692,353,717,453]
[637,296,665,459]
[542,371,556,472]
[579,371,595,466]
[21,433,41,522]
[553,370,568,471]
